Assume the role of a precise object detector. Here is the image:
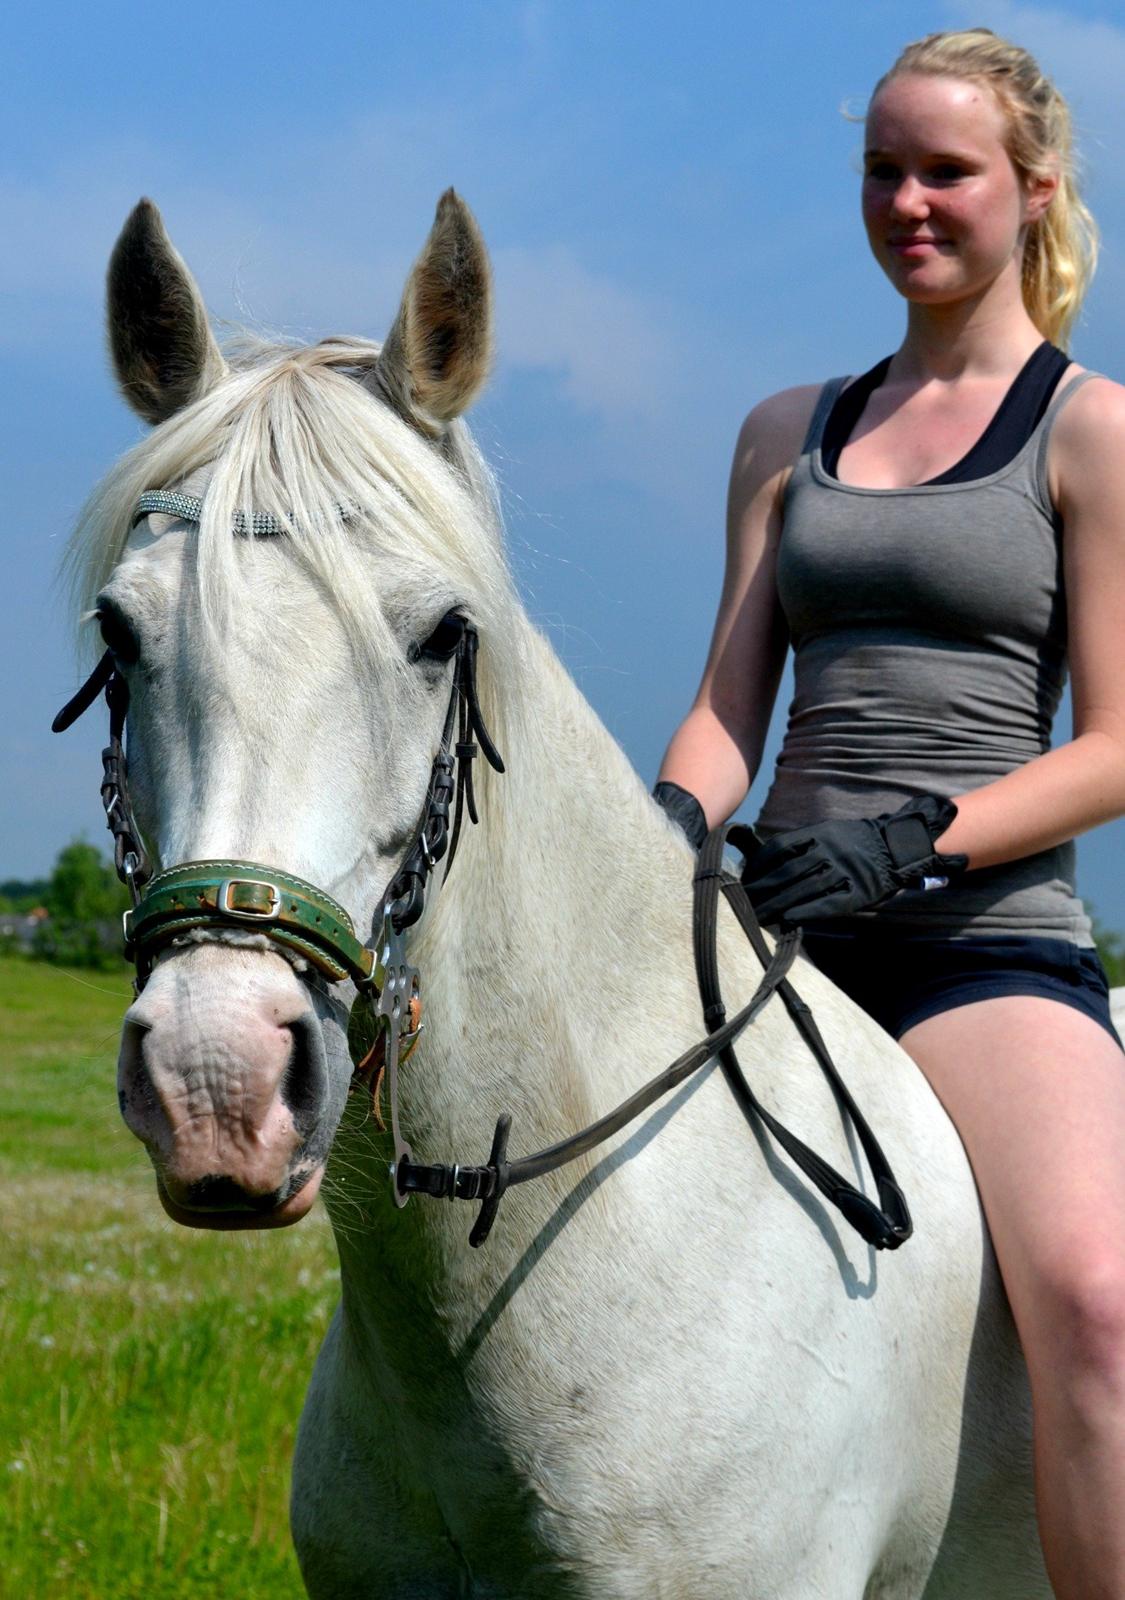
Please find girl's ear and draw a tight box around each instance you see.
[1024,166,1060,227]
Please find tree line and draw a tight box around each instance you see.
[4,838,1125,985]
[1,841,130,971]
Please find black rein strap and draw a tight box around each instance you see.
[381,623,503,933]
[399,824,912,1251]
[693,824,912,1250]
[53,649,153,895]
[397,928,803,1244]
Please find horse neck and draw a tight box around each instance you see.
[436,621,699,1105]
[328,619,701,1331]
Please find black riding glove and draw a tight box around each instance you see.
[653,781,709,850]
[740,795,968,924]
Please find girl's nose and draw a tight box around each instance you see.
[890,175,930,218]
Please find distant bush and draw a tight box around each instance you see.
[0,925,29,960]
[32,918,125,971]
[0,876,50,914]
[31,839,130,971]
[1093,918,1125,988]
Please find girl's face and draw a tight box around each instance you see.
[862,72,1054,309]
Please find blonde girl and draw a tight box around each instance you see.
[658,29,1125,1598]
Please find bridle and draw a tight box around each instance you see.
[53,490,503,1212]
[54,490,912,1253]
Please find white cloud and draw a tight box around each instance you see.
[0,152,153,303]
[493,243,681,418]
[0,159,393,351]
[0,134,685,440]
[944,1,1125,191]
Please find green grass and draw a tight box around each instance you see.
[0,956,338,1598]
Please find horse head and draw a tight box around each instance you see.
[74,192,513,1229]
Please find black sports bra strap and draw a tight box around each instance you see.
[820,342,1073,487]
[800,377,850,458]
[925,341,1069,486]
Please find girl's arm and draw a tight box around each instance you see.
[657,384,820,828]
[936,376,1125,866]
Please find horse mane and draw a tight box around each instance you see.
[64,329,662,927]
[64,334,521,681]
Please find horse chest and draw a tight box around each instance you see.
[292,1265,914,1600]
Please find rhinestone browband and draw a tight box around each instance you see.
[132,490,356,539]
[133,491,285,537]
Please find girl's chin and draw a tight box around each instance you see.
[878,255,1010,306]
[884,270,979,305]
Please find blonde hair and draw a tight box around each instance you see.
[874,28,1098,347]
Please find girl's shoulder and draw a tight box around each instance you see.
[741,381,831,436]
[1046,366,1125,517]
[1049,366,1125,467]
[1051,365,1125,435]
[734,381,831,478]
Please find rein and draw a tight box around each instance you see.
[54,492,912,1254]
[392,831,911,1250]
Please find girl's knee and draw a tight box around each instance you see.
[1029,1246,1125,1396]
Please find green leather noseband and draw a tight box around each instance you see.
[124,861,378,988]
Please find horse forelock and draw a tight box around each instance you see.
[63,325,646,941]
[64,333,518,683]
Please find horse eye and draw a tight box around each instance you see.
[409,611,465,664]
[96,602,140,665]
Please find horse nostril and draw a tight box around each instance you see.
[180,1175,282,1212]
[279,1013,327,1136]
[118,1019,159,1129]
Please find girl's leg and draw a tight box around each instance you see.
[900,997,1125,1600]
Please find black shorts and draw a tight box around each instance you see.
[798,927,1123,1047]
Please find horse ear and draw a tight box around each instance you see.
[106,199,227,425]
[374,190,492,436]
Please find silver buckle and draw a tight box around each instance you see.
[217,879,282,920]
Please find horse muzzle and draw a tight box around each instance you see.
[155,1165,325,1231]
[117,943,334,1229]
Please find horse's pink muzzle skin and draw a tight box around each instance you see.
[117,943,328,1229]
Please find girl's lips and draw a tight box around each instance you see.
[888,238,946,255]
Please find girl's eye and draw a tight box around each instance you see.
[931,164,965,181]
[865,162,899,181]
[96,603,139,664]
[409,611,466,664]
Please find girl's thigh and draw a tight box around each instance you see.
[900,996,1125,1378]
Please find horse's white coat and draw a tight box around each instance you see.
[78,198,1058,1598]
[1111,989,1125,1033]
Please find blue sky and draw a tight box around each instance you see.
[7,0,1125,927]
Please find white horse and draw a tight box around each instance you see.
[63,192,1055,1598]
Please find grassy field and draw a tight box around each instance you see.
[0,955,339,1599]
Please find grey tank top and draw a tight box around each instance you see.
[756,370,1098,944]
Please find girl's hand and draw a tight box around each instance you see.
[740,796,967,924]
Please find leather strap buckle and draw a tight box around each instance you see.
[217,878,282,920]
